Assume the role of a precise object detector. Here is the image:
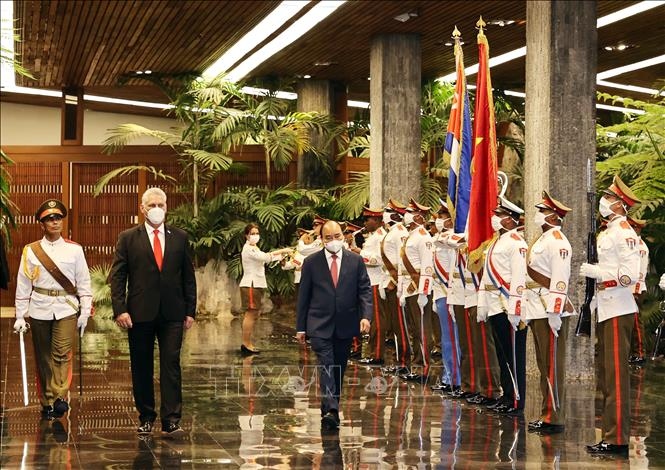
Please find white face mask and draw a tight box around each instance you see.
[248,234,260,244]
[534,211,548,226]
[382,212,393,225]
[435,219,445,232]
[146,207,165,225]
[599,197,615,218]
[403,212,415,226]
[491,214,505,232]
[325,239,344,254]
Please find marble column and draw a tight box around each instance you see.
[369,34,421,207]
[524,1,597,379]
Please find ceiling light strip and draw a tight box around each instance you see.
[597,54,665,80]
[226,1,346,82]
[436,1,663,83]
[597,80,665,97]
[0,0,16,88]
[202,1,311,79]
[596,103,645,115]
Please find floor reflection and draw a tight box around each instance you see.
[1,310,664,469]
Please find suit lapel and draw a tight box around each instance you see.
[315,250,335,289]
[162,225,174,268]
[139,224,160,270]
[337,249,352,289]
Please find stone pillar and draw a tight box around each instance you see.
[524,1,597,379]
[369,34,421,207]
[296,80,334,188]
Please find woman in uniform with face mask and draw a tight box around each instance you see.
[239,223,290,354]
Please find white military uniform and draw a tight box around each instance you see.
[398,226,434,299]
[282,237,322,284]
[380,223,408,290]
[432,230,456,302]
[595,216,641,322]
[360,227,386,286]
[478,230,527,318]
[15,237,92,320]
[634,236,649,295]
[239,242,282,288]
[524,228,574,319]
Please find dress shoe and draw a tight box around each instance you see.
[449,389,472,399]
[52,398,69,417]
[628,355,645,365]
[162,422,185,438]
[431,349,442,359]
[586,440,628,456]
[321,411,340,431]
[528,420,564,434]
[41,405,54,420]
[478,396,499,407]
[240,344,260,355]
[358,358,384,366]
[487,398,507,410]
[430,382,452,393]
[466,394,484,404]
[402,373,428,384]
[495,406,523,417]
[137,421,154,434]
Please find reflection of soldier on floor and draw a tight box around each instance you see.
[34,419,70,470]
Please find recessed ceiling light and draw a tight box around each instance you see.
[313,61,335,67]
[393,11,418,23]
[367,77,371,80]
[303,74,312,79]
[603,43,636,52]
[144,70,152,75]
[486,19,517,27]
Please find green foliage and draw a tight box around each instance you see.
[0,150,18,244]
[88,263,118,331]
[421,80,455,160]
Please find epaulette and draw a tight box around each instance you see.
[620,221,631,230]
[64,239,81,246]
[419,227,427,235]
[397,225,404,231]
[510,233,521,241]
[552,230,562,240]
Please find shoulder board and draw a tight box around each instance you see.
[620,221,631,230]
[377,228,384,235]
[64,239,81,246]
[552,230,562,240]
[510,233,521,241]
[397,225,404,231]
[419,227,427,235]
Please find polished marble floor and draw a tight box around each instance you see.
[1,308,664,469]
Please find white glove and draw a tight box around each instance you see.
[579,263,602,280]
[507,314,521,331]
[378,286,386,300]
[660,273,665,290]
[417,294,428,309]
[431,299,439,314]
[13,318,28,333]
[477,307,488,323]
[399,295,406,307]
[77,314,90,335]
[547,313,562,337]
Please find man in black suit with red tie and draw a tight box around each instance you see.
[110,187,197,437]
[296,220,372,431]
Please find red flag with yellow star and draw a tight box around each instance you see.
[467,20,498,271]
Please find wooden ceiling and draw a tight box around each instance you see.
[7,0,664,111]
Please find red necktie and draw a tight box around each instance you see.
[330,254,338,287]
[153,229,163,271]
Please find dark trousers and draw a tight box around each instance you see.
[490,313,527,410]
[128,319,184,424]
[404,294,433,374]
[309,336,353,415]
[366,285,386,360]
[384,287,411,367]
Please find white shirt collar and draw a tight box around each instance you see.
[324,248,343,262]
[145,222,165,234]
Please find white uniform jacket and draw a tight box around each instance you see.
[360,227,386,286]
[524,227,574,320]
[15,237,92,320]
[380,223,408,290]
[239,242,282,288]
[398,225,434,299]
[634,237,649,295]
[478,230,527,317]
[432,230,456,301]
[596,216,640,322]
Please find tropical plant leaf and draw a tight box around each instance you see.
[102,124,181,154]
[93,166,177,196]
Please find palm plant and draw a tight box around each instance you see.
[211,87,343,187]
[98,74,242,217]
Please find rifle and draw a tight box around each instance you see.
[576,160,597,337]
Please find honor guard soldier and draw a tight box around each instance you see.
[281,228,312,293]
[627,216,649,364]
[478,196,528,416]
[379,199,411,374]
[358,208,387,365]
[343,222,363,253]
[524,191,574,434]
[398,198,435,382]
[431,201,461,393]
[292,216,326,299]
[14,199,93,419]
[581,175,641,456]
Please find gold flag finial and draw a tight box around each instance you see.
[476,16,486,33]
[452,25,461,39]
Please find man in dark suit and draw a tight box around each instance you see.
[110,187,197,437]
[296,220,372,431]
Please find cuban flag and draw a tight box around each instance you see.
[445,32,473,234]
